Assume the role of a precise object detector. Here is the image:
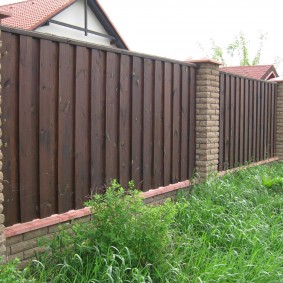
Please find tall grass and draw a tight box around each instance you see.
[4,162,283,282]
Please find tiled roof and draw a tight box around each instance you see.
[220,65,278,80]
[0,0,77,30]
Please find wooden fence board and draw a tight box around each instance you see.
[234,77,240,166]
[172,64,181,183]
[58,43,75,213]
[2,33,20,226]
[243,79,249,162]
[219,73,225,171]
[163,62,172,185]
[118,54,131,189]
[90,50,106,194]
[180,66,189,179]
[224,75,230,170]
[39,39,58,218]
[239,78,245,164]
[131,57,143,189]
[105,52,119,185]
[74,46,90,208]
[19,36,39,222]
[153,61,164,187]
[188,68,196,177]
[143,59,154,190]
[229,76,235,168]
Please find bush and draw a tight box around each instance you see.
[0,258,35,283]
[30,180,176,282]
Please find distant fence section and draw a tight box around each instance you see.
[1,28,196,226]
[219,72,277,171]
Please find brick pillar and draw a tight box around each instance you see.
[189,59,221,180]
[0,28,5,262]
[270,79,283,160]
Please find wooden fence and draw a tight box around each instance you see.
[219,72,277,171]
[1,28,196,226]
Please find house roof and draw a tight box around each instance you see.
[220,65,278,80]
[0,0,128,49]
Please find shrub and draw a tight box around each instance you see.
[0,258,35,283]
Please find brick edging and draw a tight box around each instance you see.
[218,157,279,177]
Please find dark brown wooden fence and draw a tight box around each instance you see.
[1,27,196,226]
[219,72,277,171]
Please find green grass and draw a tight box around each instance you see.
[4,162,283,282]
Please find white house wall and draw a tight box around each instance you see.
[36,0,112,47]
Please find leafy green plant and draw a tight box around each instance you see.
[261,175,283,189]
[84,180,176,267]
[0,258,35,283]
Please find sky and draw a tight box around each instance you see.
[2,0,283,74]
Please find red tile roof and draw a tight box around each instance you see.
[0,0,77,30]
[220,65,278,80]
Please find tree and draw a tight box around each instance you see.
[199,32,267,66]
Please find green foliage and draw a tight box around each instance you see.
[261,175,283,189]
[84,180,176,267]
[0,258,35,283]
[202,32,267,66]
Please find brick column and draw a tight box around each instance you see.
[270,79,283,160]
[0,28,5,262]
[189,59,221,180]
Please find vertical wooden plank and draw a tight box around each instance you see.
[180,65,189,180]
[188,67,196,178]
[172,64,181,183]
[143,59,154,190]
[224,74,230,170]
[243,79,249,163]
[75,46,90,208]
[252,81,258,162]
[105,52,119,185]
[119,54,131,189]
[163,62,172,185]
[263,83,268,158]
[256,82,261,161]
[131,57,143,189]
[234,77,240,167]
[248,80,254,161]
[19,35,39,222]
[229,76,235,168]
[267,83,272,157]
[58,43,75,213]
[2,32,20,226]
[218,73,225,171]
[239,78,245,165]
[39,39,58,218]
[153,61,164,187]
[259,82,264,160]
[271,84,276,156]
[91,49,106,193]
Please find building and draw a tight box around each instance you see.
[220,65,278,80]
[0,0,128,49]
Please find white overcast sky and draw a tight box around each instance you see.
[2,0,283,74]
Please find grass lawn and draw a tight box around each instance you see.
[2,162,283,282]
